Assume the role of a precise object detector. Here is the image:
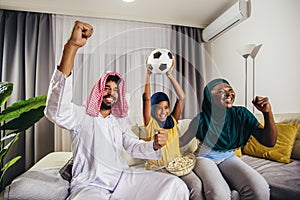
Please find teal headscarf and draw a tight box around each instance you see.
[201,78,230,120]
[193,78,259,151]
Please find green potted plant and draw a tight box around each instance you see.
[0,82,46,181]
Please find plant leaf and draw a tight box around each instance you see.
[0,82,13,107]
[0,133,19,162]
[0,133,16,147]
[0,94,46,123]
[0,106,45,132]
[0,156,21,181]
[1,156,21,171]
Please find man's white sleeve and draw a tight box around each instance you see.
[44,69,79,130]
[121,119,161,160]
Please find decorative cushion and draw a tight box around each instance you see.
[234,147,243,157]
[177,119,199,154]
[131,123,140,137]
[177,119,192,136]
[243,123,300,163]
[291,127,300,160]
[59,157,73,182]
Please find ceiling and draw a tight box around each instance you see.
[0,0,238,28]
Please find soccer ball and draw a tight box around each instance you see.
[147,49,173,74]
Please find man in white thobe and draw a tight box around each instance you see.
[44,20,189,200]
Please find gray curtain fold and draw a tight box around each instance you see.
[170,25,205,119]
[0,10,55,189]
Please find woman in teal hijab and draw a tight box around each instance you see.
[180,78,278,200]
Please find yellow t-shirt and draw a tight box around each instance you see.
[144,116,181,170]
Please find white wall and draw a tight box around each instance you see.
[206,0,300,114]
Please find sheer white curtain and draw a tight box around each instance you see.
[53,15,176,151]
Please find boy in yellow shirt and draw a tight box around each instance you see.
[142,57,204,200]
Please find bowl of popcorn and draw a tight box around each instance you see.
[165,153,196,176]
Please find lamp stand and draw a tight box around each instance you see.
[237,44,262,111]
[252,58,255,112]
[243,54,250,108]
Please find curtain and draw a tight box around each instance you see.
[170,25,205,118]
[0,10,55,188]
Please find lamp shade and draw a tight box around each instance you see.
[250,44,263,58]
[237,44,257,58]
[237,43,263,58]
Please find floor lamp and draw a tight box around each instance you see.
[242,53,250,108]
[250,44,263,112]
[237,44,262,110]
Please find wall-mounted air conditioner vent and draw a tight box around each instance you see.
[202,0,251,42]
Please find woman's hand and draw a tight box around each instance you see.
[252,96,277,147]
[252,96,272,113]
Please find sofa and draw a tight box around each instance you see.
[239,113,300,200]
[2,113,300,200]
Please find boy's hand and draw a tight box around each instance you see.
[153,129,168,150]
[145,58,152,75]
[166,57,175,77]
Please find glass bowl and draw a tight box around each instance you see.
[165,153,196,176]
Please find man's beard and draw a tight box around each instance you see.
[101,95,116,110]
[101,102,113,110]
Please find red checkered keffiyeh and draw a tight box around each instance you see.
[86,71,128,118]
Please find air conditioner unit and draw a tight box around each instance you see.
[202,0,251,42]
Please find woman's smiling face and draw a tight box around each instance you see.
[210,83,235,109]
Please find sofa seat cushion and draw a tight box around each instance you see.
[4,168,69,200]
[241,155,300,200]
